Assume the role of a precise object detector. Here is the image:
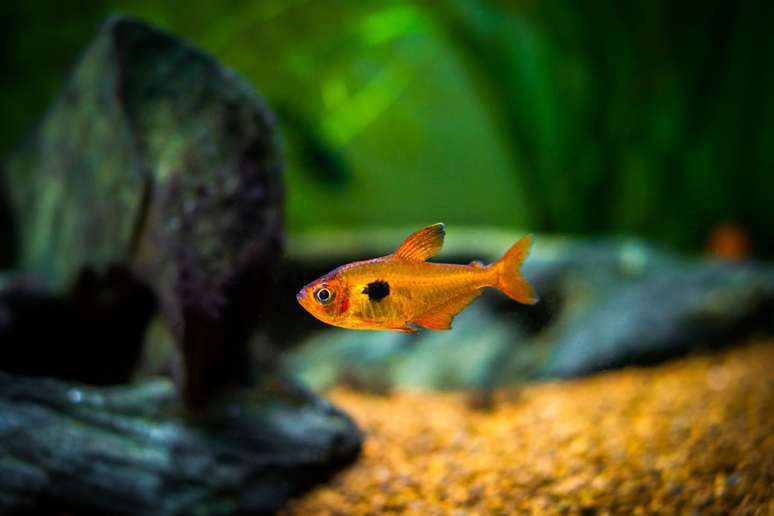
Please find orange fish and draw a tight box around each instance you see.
[296,223,537,332]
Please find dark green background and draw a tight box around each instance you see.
[2,1,772,256]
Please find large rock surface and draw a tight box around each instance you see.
[0,373,361,516]
[0,17,362,515]
[1,16,284,401]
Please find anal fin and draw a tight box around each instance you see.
[391,326,418,334]
[413,289,482,330]
[414,312,453,330]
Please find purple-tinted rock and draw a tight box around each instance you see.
[2,16,284,402]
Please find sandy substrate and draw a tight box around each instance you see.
[284,341,774,515]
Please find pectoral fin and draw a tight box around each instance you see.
[394,223,445,261]
[413,289,482,330]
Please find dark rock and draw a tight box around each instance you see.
[0,269,156,384]
[0,184,14,268]
[284,233,774,390]
[1,16,284,403]
[0,17,362,514]
[0,372,362,516]
[541,260,774,377]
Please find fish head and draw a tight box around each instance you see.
[296,271,349,326]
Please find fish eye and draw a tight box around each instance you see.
[315,287,334,305]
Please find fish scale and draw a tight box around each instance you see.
[345,263,486,315]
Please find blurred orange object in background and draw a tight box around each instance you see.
[707,222,751,261]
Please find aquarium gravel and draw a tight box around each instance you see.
[284,341,774,514]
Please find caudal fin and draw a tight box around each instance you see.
[490,234,538,305]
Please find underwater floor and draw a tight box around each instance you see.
[284,341,773,514]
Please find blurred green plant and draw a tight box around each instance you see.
[1,0,772,256]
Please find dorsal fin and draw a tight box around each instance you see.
[394,223,445,261]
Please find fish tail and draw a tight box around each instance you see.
[490,234,538,304]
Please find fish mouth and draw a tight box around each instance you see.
[296,288,305,304]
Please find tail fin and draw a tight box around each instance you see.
[490,234,538,305]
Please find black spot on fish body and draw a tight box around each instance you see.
[363,280,390,302]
